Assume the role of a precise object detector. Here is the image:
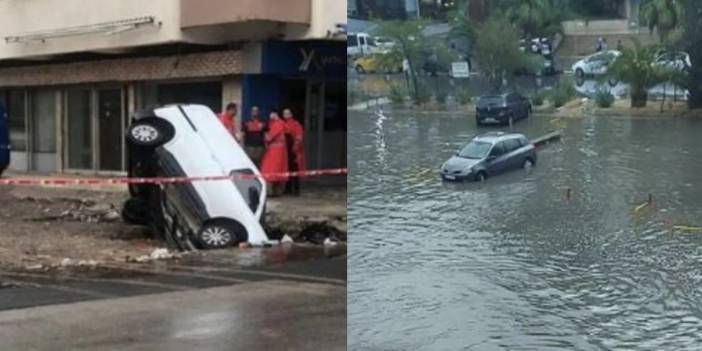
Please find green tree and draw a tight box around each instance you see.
[373,20,426,104]
[607,39,667,107]
[640,0,684,43]
[473,18,539,91]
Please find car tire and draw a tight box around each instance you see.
[575,68,585,78]
[121,197,150,226]
[196,221,246,250]
[355,65,365,74]
[126,119,171,148]
[523,158,534,171]
[475,171,487,182]
[508,114,515,127]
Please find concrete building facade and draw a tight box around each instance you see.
[0,0,346,175]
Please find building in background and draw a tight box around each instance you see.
[349,0,419,20]
[0,0,346,176]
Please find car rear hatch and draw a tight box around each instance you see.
[477,96,506,117]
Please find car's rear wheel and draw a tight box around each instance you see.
[523,158,534,171]
[196,221,246,250]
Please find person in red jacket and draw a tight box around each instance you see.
[260,111,288,196]
[218,102,240,143]
[242,106,266,166]
[283,108,305,195]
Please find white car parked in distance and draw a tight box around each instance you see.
[122,104,269,250]
[572,50,622,78]
[654,50,691,71]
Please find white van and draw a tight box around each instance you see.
[122,104,268,250]
[348,32,378,57]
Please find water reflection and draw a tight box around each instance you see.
[349,110,702,350]
[574,76,689,101]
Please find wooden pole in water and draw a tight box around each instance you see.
[566,188,572,200]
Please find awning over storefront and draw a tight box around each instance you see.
[0,49,243,87]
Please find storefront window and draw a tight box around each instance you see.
[32,89,57,153]
[66,89,93,169]
[5,90,27,151]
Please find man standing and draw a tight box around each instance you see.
[283,108,305,195]
[218,102,240,143]
[242,106,266,166]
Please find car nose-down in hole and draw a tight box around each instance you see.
[121,104,269,250]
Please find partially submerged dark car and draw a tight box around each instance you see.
[122,104,268,250]
[440,132,537,182]
[475,93,531,126]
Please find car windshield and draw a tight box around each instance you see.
[478,96,504,106]
[458,141,492,159]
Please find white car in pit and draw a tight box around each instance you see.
[122,104,268,250]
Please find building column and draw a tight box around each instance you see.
[222,76,242,127]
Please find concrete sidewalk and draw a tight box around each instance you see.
[0,280,346,351]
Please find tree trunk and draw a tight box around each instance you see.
[631,87,648,108]
[684,0,702,108]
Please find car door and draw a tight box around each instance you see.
[486,141,508,175]
[504,138,523,170]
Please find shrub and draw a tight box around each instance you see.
[531,92,545,106]
[594,88,615,108]
[435,91,447,104]
[389,84,407,104]
[550,78,576,108]
[457,88,473,105]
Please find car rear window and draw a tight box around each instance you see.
[478,96,504,106]
[505,138,521,152]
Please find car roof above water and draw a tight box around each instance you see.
[473,131,526,144]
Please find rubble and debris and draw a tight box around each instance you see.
[0,185,346,271]
[281,234,294,244]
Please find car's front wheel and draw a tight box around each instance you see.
[475,171,487,182]
[575,68,585,78]
[127,119,172,148]
[196,221,246,250]
[355,65,365,74]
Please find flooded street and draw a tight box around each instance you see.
[348,109,702,350]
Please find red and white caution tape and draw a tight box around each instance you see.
[0,168,347,186]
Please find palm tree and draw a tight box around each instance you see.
[640,0,684,43]
[608,38,667,107]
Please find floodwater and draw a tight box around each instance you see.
[348,109,702,350]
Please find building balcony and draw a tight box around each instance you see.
[181,0,311,29]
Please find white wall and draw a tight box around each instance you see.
[0,0,183,60]
[287,0,346,40]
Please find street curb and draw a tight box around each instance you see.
[348,97,390,111]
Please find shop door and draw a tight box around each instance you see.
[65,89,93,170]
[305,81,325,170]
[321,81,346,169]
[97,88,124,171]
[30,89,57,173]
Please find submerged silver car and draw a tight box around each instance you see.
[440,132,537,182]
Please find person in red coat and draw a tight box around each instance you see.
[283,108,305,195]
[260,111,288,196]
[218,102,241,143]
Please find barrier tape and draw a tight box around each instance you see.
[0,168,347,186]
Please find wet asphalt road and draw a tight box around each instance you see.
[348,109,702,350]
[0,246,346,350]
